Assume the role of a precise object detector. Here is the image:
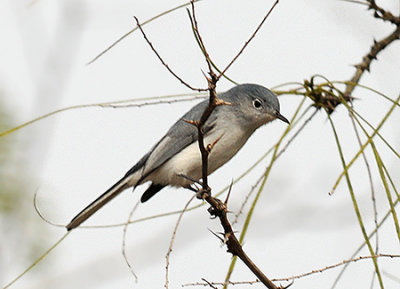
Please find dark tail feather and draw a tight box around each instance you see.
[140,183,165,202]
[66,176,131,231]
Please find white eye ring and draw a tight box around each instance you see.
[253,99,263,109]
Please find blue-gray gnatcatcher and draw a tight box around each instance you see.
[66,83,289,230]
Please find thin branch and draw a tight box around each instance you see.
[347,105,379,255]
[0,93,208,138]
[201,278,218,289]
[133,16,207,92]
[185,3,282,288]
[121,200,141,283]
[367,0,400,25]
[204,195,286,289]
[182,254,400,287]
[34,189,65,228]
[331,179,400,288]
[329,93,400,195]
[232,105,317,227]
[188,0,213,73]
[344,25,400,98]
[224,95,303,287]
[338,0,369,6]
[165,194,197,289]
[3,233,70,289]
[327,112,384,288]
[383,271,400,283]
[87,0,202,65]
[217,0,279,81]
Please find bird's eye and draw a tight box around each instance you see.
[253,99,263,109]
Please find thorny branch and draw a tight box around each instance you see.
[367,0,400,25]
[179,2,286,289]
[132,0,398,288]
[344,1,400,98]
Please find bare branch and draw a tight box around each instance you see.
[186,2,281,288]
[202,278,218,289]
[87,1,202,65]
[367,0,400,25]
[182,254,400,287]
[344,25,400,98]
[133,16,207,92]
[187,1,213,73]
[204,195,285,289]
[217,0,279,81]
[165,194,197,289]
[121,200,141,283]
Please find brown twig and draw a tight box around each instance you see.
[133,16,207,92]
[217,0,279,81]
[204,195,285,289]
[165,194,197,289]
[133,1,281,287]
[182,254,400,287]
[367,0,400,25]
[188,1,213,73]
[121,200,141,283]
[87,1,201,65]
[183,2,283,288]
[201,278,218,289]
[344,24,400,98]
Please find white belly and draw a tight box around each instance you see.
[146,127,252,187]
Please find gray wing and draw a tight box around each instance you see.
[126,100,219,183]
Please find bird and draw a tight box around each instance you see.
[66,83,289,230]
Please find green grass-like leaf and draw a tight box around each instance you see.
[327,112,384,289]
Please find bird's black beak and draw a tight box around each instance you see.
[275,111,290,124]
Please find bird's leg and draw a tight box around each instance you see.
[178,173,209,200]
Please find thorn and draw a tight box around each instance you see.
[215,97,232,106]
[283,280,295,289]
[201,69,212,83]
[206,133,224,153]
[182,118,199,127]
[208,228,224,242]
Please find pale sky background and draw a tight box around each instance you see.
[1,0,400,288]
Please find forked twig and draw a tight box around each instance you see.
[133,1,282,287]
[133,16,206,92]
[217,0,279,81]
[87,1,202,65]
[184,2,283,288]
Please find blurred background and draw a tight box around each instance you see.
[1,0,399,288]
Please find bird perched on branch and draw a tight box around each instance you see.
[66,83,289,230]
